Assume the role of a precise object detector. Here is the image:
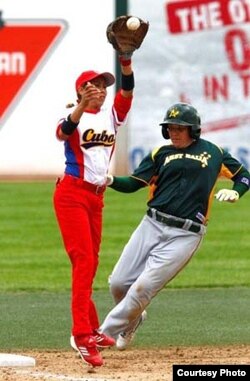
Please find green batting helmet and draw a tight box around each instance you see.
[159,102,201,140]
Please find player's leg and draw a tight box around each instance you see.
[54,180,103,366]
[87,194,103,331]
[100,215,163,337]
[101,220,205,342]
[108,215,163,305]
[87,194,115,348]
[54,184,95,336]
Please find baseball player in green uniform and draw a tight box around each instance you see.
[99,102,250,350]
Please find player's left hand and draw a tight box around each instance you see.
[106,15,149,59]
[215,189,239,202]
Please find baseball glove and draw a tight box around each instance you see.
[106,15,149,57]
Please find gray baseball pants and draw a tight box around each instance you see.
[100,213,206,338]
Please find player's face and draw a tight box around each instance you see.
[167,124,193,148]
[89,77,107,104]
[79,77,107,110]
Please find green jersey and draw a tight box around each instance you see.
[129,138,250,224]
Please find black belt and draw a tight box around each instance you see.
[147,209,202,233]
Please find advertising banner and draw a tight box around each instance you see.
[0,18,67,126]
[129,0,250,171]
[1,0,249,175]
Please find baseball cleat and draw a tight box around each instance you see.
[93,330,116,348]
[70,335,78,352]
[71,331,115,350]
[72,335,103,367]
[116,310,147,351]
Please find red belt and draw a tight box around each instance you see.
[63,174,106,194]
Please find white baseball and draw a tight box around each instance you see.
[126,17,140,31]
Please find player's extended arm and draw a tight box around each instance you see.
[106,175,146,193]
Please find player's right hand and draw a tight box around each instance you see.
[106,174,114,186]
[79,82,105,107]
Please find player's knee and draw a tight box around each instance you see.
[128,282,153,309]
[110,278,128,303]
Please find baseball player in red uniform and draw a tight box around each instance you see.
[53,55,135,366]
[99,102,250,350]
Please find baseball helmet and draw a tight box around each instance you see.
[159,102,201,140]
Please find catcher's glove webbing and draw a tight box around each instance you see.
[106,15,149,57]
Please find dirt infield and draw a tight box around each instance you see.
[0,345,249,381]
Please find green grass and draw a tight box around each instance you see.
[0,180,249,349]
[1,180,249,291]
[0,288,249,350]
[0,182,69,291]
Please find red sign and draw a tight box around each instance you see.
[166,0,250,34]
[0,19,68,125]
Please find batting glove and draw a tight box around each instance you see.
[215,189,239,202]
[106,174,114,186]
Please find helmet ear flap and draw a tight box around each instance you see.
[190,126,201,139]
[161,125,170,139]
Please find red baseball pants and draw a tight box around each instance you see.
[53,175,104,337]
